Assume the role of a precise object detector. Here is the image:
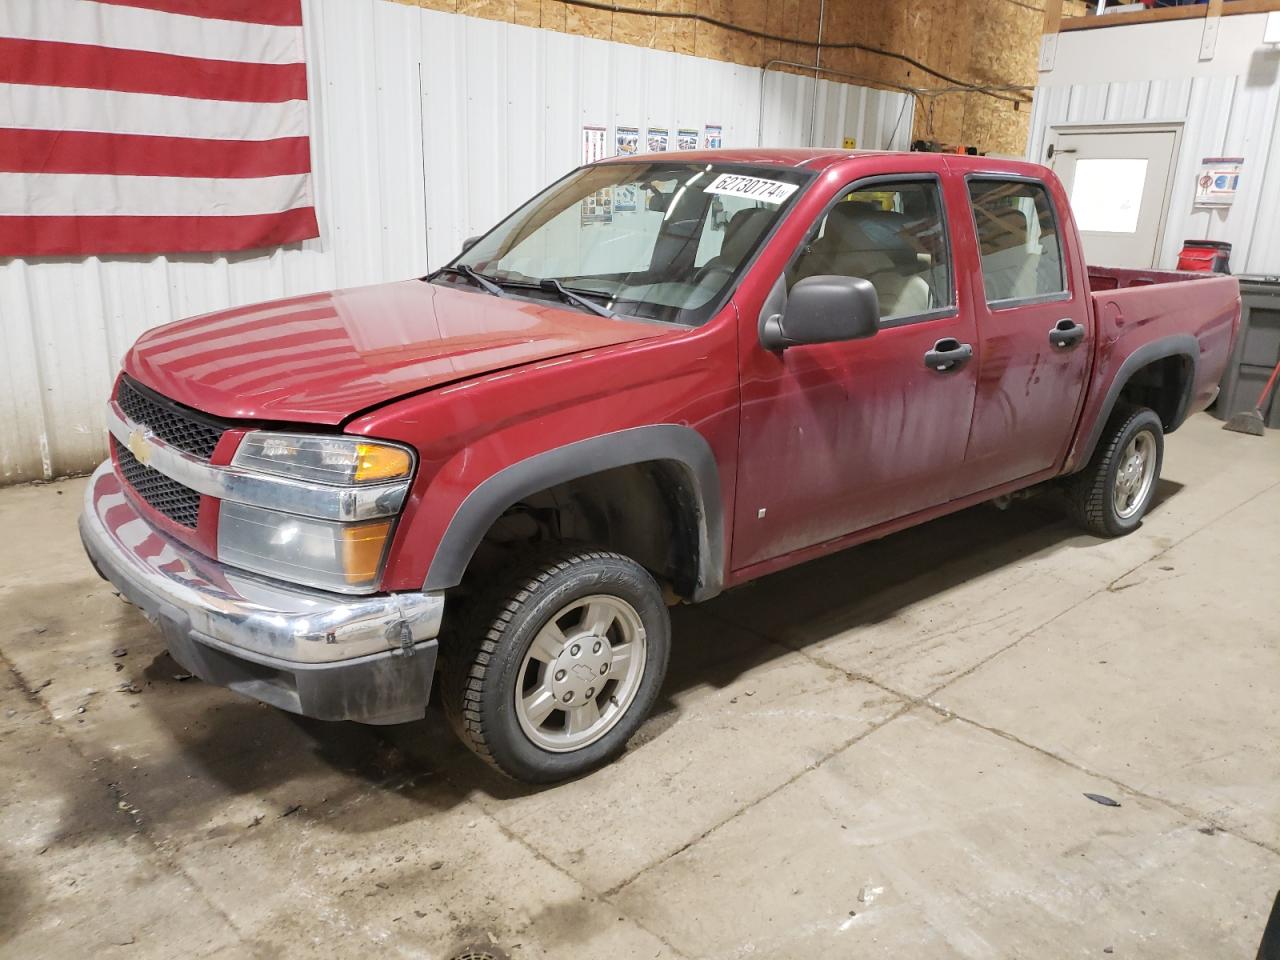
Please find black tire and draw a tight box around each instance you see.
[440,546,671,783]
[1063,404,1164,537]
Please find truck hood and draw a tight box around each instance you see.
[124,280,669,424]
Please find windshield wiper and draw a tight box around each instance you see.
[538,279,616,318]
[439,265,507,298]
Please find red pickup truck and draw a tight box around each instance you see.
[80,150,1239,782]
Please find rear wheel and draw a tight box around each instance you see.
[1064,404,1164,537]
[440,547,670,783]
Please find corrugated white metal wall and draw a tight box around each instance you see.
[0,0,912,485]
[1027,74,1280,275]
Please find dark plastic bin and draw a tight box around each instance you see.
[1215,276,1280,426]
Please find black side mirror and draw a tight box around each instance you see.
[460,235,482,254]
[760,275,880,351]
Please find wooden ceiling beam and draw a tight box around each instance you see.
[1059,0,1280,33]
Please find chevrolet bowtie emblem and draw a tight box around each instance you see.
[127,428,153,466]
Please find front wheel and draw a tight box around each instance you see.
[1064,404,1164,537]
[440,547,670,783]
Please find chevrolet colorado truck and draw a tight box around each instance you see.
[80,150,1240,783]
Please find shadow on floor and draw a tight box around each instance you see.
[51,481,1186,831]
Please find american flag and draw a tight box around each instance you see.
[0,0,319,257]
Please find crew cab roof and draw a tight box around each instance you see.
[596,148,1054,180]
[596,147,876,170]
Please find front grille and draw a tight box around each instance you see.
[116,376,225,460]
[112,437,202,529]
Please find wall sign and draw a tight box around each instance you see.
[615,125,639,156]
[582,123,608,164]
[581,124,612,224]
[1194,157,1242,207]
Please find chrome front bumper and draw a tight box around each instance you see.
[79,462,444,724]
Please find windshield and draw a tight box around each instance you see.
[438,162,813,325]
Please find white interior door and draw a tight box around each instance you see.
[1048,126,1179,269]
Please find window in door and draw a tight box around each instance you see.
[787,180,953,323]
[1069,158,1148,233]
[968,179,1066,306]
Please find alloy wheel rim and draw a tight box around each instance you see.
[1113,430,1157,520]
[514,594,647,752]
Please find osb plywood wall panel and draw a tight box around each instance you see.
[390,0,1087,154]
[954,1,1041,154]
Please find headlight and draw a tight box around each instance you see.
[221,432,414,593]
[233,432,414,485]
[218,502,394,594]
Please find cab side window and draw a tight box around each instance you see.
[788,180,952,322]
[967,179,1066,304]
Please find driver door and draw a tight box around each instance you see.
[732,173,980,571]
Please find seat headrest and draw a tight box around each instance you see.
[820,203,922,272]
[719,207,774,264]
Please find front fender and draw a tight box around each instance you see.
[422,424,725,601]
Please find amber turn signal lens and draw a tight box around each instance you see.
[340,519,394,585]
[353,443,413,483]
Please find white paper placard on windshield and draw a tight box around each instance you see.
[705,173,798,204]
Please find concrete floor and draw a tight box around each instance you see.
[1,412,1278,959]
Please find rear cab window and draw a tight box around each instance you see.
[787,178,955,326]
[967,179,1068,307]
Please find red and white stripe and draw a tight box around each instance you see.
[0,0,318,256]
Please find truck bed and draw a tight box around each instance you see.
[1086,265,1223,290]
[1063,266,1240,472]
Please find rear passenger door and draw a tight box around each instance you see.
[954,176,1091,496]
